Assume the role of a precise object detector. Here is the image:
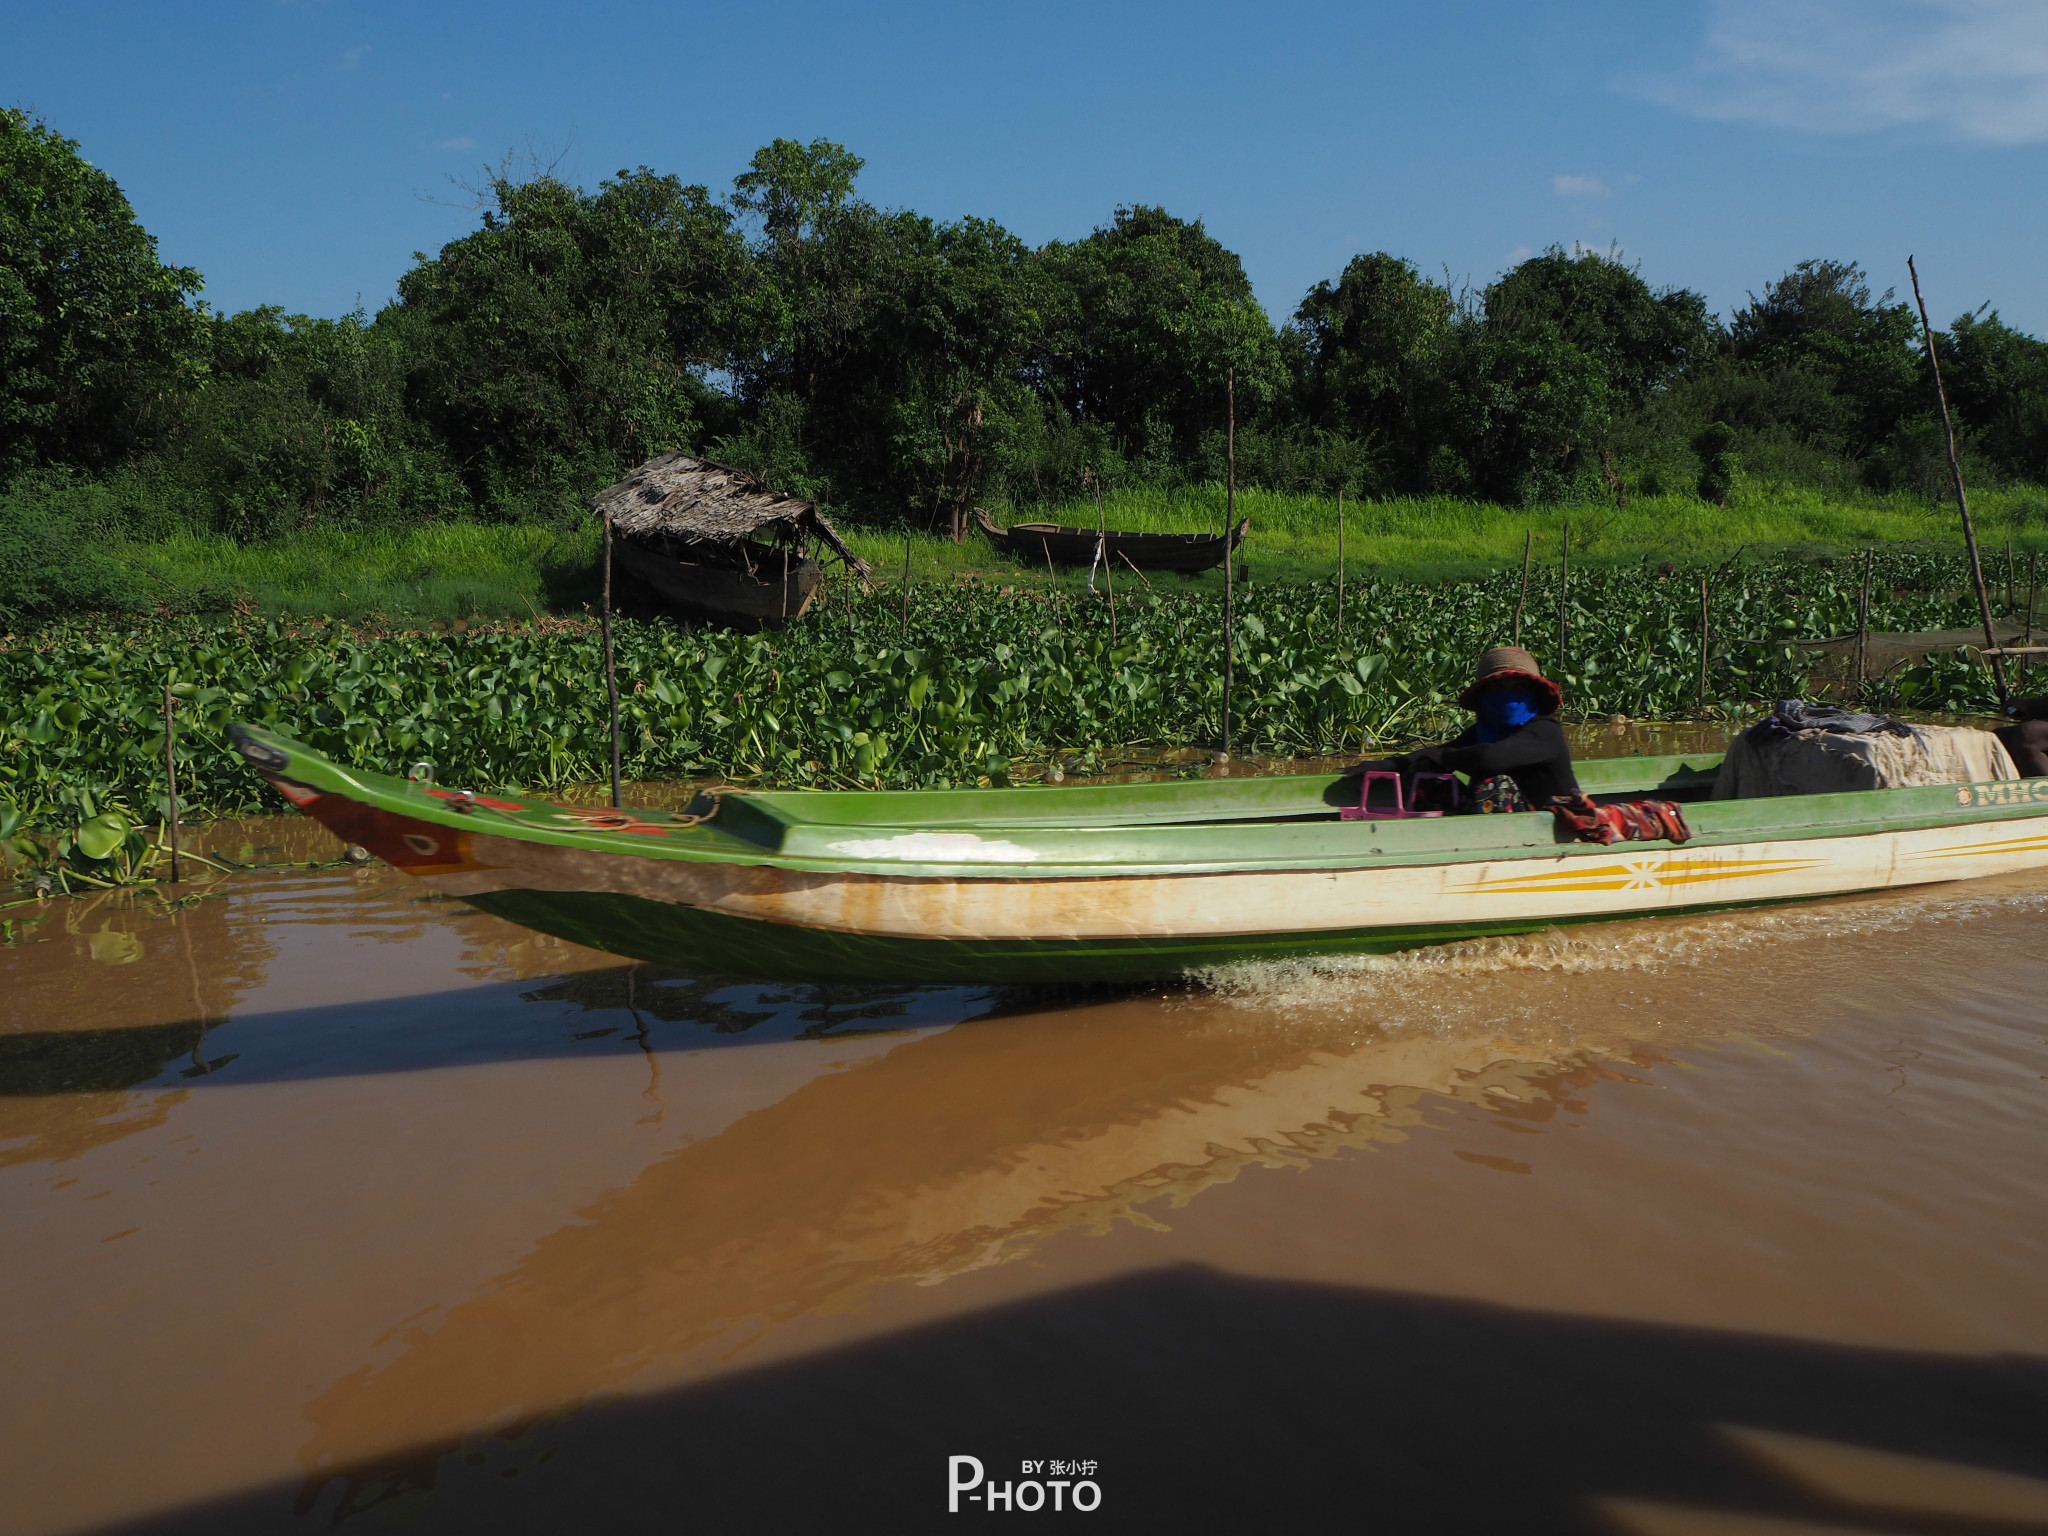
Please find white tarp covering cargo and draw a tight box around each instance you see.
[1713,723,2018,799]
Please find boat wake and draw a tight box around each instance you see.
[1184,869,2048,1044]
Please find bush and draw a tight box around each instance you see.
[0,471,231,623]
[1693,422,1738,506]
[0,473,150,622]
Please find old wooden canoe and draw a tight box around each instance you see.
[227,723,2048,983]
[973,509,1249,573]
[613,542,823,632]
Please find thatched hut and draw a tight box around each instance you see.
[592,453,873,631]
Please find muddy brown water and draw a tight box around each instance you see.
[4,746,2048,1533]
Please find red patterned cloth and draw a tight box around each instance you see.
[1545,792,1693,846]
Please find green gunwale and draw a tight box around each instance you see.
[229,723,2048,883]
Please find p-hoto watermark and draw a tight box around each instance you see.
[949,1456,1102,1512]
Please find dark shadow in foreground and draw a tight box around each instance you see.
[97,1267,2048,1535]
[0,970,1149,1097]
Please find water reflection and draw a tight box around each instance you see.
[5,819,2048,1534]
[289,998,1683,1514]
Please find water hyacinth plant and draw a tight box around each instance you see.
[0,551,2016,838]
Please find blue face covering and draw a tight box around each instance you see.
[1474,684,1542,742]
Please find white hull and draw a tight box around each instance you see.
[427,812,2048,943]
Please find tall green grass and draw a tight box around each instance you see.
[980,479,2048,581]
[45,477,2048,626]
[114,523,602,621]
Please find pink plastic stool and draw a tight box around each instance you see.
[1340,769,1464,821]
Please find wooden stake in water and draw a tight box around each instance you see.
[601,509,622,809]
[1698,575,1710,714]
[1044,541,1062,635]
[1512,528,1533,647]
[1855,548,1873,692]
[162,686,181,884]
[1556,521,1570,677]
[1223,368,1235,756]
[2028,550,2039,678]
[1096,475,1116,643]
[2007,540,2016,614]
[1335,488,1346,641]
[901,533,912,640]
[1908,255,2009,711]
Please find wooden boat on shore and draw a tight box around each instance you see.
[612,542,824,631]
[596,454,872,632]
[227,724,2048,984]
[973,508,1249,573]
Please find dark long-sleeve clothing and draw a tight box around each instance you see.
[1398,716,1579,805]
[1997,717,2048,777]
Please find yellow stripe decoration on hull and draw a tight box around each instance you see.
[1461,855,1826,896]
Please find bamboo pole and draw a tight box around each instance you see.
[1096,475,1116,643]
[1698,575,1710,714]
[901,532,912,640]
[1556,520,1570,677]
[2028,550,2038,679]
[1044,541,1062,635]
[1908,255,2009,711]
[601,509,622,809]
[1855,548,1873,693]
[2007,540,2017,614]
[1335,489,1345,643]
[1104,545,1117,642]
[1223,368,1235,756]
[1512,528,1533,647]
[162,686,181,884]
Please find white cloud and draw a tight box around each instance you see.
[1503,244,1535,266]
[1553,174,1611,197]
[436,136,477,151]
[1646,0,2048,144]
[339,44,370,70]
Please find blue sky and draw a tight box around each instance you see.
[10,1,2047,333]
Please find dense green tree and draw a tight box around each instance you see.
[730,137,866,248]
[877,215,1049,537]
[1721,259,1921,458]
[1484,246,1714,409]
[12,111,2048,570]
[392,166,750,521]
[1286,253,1454,490]
[1036,207,1282,464]
[722,143,1050,530]
[0,109,205,477]
[1941,308,2048,485]
[176,307,462,535]
[1441,317,1612,504]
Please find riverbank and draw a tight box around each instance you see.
[60,480,2048,626]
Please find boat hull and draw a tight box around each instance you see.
[974,510,1249,573]
[615,542,821,631]
[227,724,2048,983]
[428,811,2048,981]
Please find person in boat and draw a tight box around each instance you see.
[1353,646,1579,811]
[1997,696,2048,777]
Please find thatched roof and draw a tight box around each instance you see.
[592,453,872,575]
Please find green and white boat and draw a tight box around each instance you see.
[227,723,2048,983]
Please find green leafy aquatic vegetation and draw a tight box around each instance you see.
[0,552,2013,841]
